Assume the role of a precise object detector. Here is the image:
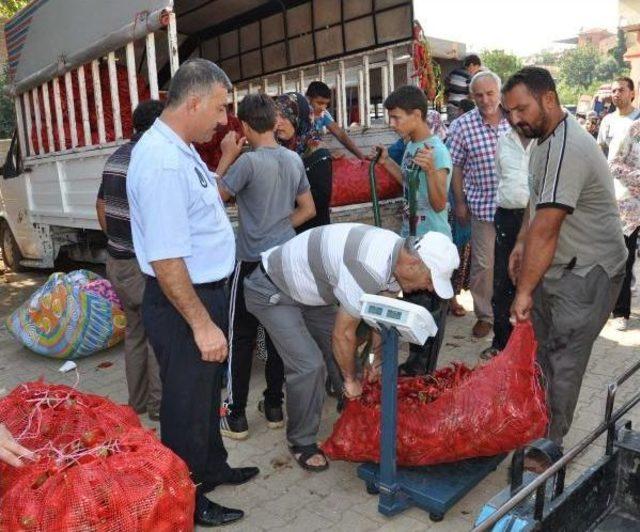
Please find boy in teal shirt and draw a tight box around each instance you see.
[373,85,454,376]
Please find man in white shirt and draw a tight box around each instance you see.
[598,77,640,161]
[481,122,532,359]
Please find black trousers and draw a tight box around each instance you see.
[297,148,332,234]
[227,261,285,415]
[400,290,449,375]
[613,226,639,319]
[142,276,232,486]
[492,207,525,350]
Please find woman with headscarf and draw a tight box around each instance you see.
[275,93,332,232]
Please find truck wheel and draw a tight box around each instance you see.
[1,221,25,272]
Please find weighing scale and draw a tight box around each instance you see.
[357,294,506,522]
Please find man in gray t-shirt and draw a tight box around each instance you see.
[215,94,316,439]
[503,68,627,453]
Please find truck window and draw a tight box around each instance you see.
[2,131,21,179]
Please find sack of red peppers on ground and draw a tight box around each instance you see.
[322,321,548,466]
[0,381,195,531]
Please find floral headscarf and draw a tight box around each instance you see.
[426,110,447,140]
[275,92,321,157]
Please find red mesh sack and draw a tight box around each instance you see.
[194,114,244,171]
[0,383,195,531]
[322,321,548,466]
[330,158,402,207]
[29,63,151,152]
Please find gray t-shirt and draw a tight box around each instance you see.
[222,145,310,261]
[529,114,627,280]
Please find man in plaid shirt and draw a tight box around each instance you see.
[447,71,510,340]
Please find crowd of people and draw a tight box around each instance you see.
[0,53,638,527]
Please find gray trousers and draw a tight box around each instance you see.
[244,268,338,448]
[532,266,623,444]
[471,217,495,323]
[106,256,162,414]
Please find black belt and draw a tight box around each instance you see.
[145,275,227,290]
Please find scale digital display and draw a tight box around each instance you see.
[386,309,404,320]
[368,304,384,316]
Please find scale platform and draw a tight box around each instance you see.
[358,454,506,521]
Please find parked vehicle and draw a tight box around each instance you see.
[0,0,465,271]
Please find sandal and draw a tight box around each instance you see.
[289,444,329,472]
[449,301,466,317]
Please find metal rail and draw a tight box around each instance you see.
[471,358,640,531]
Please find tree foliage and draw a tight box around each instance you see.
[610,27,629,70]
[480,49,523,83]
[0,66,15,138]
[0,0,29,19]
[559,45,601,89]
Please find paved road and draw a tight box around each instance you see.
[1,263,639,531]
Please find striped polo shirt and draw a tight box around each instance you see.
[262,223,404,317]
[529,114,626,280]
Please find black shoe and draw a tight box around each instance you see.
[200,466,260,492]
[258,399,284,429]
[220,411,249,440]
[194,494,244,527]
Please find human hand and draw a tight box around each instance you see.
[363,360,381,383]
[368,145,388,164]
[220,131,245,160]
[0,424,33,467]
[193,320,228,362]
[413,146,436,175]
[508,242,525,284]
[343,378,363,399]
[454,202,470,225]
[511,290,533,323]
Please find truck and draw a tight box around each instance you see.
[0,0,465,272]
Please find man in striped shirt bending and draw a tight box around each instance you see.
[244,223,459,472]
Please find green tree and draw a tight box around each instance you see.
[480,49,523,82]
[559,45,601,89]
[0,0,29,19]
[595,56,625,82]
[610,27,629,70]
[0,66,15,138]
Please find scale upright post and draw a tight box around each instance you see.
[378,326,409,514]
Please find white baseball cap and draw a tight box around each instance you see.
[413,232,460,299]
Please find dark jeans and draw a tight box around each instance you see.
[400,290,449,375]
[613,226,639,320]
[142,276,232,486]
[297,148,332,233]
[227,260,285,415]
[492,207,525,351]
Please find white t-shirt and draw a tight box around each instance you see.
[597,109,640,162]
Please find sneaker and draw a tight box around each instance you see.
[612,317,629,331]
[257,400,284,429]
[479,347,499,360]
[220,412,249,440]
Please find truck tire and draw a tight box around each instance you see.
[1,221,25,272]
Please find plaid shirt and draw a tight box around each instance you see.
[447,108,511,222]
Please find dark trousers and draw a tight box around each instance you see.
[142,276,231,486]
[400,290,449,375]
[492,207,525,351]
[227,261,285,415]
[297,148,332,233]
[613,226,639,320]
